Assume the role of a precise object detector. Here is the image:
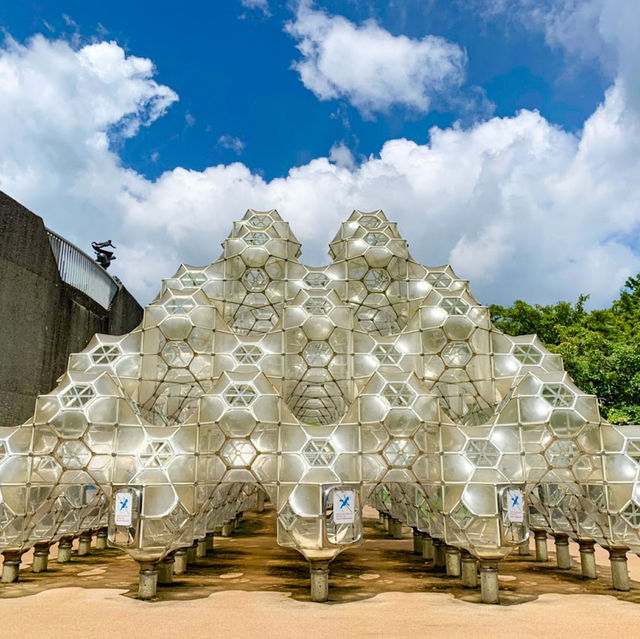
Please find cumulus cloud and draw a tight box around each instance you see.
[0,20,639,310]
[284,3,467,115]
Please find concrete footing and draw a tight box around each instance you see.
[608,547,630,591]
[256,491,265,513]
[413,530,423,555]
[95,528,108,550]
[445,547,462,577]
[186,541,198,564]
[138,562,158,600]
[578,540,597,579]
[158,555,174,585]
[196,539,207,558]
[534,530,548,562]
[77,532,92,556]
[173,549,187,575]
[388,519,403,539]
[461,553,478,588]
[205,533,215,553]
[32,543,50,573]
[1,551,22,583]
[309,562,330,603]
[479,561,500,604]
[552,533,571,570]
[221,522,234,537]
[422,535,434,561]
[433,540,446,571]
[519,539,530,556]
[57,537,74,563]
[383,515,389,531]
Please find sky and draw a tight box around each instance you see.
[0,0,639,308]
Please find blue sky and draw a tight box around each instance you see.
[0,1,638,306]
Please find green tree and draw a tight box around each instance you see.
[490,276,640,424]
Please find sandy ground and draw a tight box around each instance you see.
[2,508,640,639]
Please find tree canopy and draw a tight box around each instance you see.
[490,275,640,425]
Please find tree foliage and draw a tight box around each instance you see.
[490,275,640,424]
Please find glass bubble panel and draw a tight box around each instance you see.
[164,296,195,315]
[304,272,329,288]
[440,298,469,315]
[179,271,207,286]
[364,232,388,246]
[512,344,543,365]
[426,272,452,288]
[441,342,472,367]
[464,439,500,467]
[60,384,95,409]
[244,232,269,246]
[359,215,381,229]
[55,441,91,469]
[621,502,640,528]
[303,298,333,315]
[545,440,579,467]
[248,214,272,228]
[139,441,174,468]
[541,383,575,408]
[372,344,402,365]
[302,439,336,466]
[233,345,263,365]
[221,439,257,467]
[223,384,257,407]
[626,440,640,463]
[302,341,333,366]
[383,438,419,467]
[242,268,269,292]
[381,383,416,407]
[162,342,194,367]
[364,269,391,292]
[90,344,121,365]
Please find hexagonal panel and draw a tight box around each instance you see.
[303,298,333,315]
[304,272,329,288]
[363,232,389,246]
[302,341,333,367]
[441,342,472,367]
[178,270,207,287]
[626,440,640,464]
[426,272,452,288]
[233,345,263,365]
[60,384,95,409]
[223,384,257,407]
[512,344,543,365]
[383,438,418,467]
[244,231,269,246]
[544,440,580,468]
[302,439,336,466]
[359,215,381,229]
[440,298,469,316]
[242,268,269,292]
[372,344,402,365]
[381,383,416,407]
[89,344,121,365]
[164,296,196,315]
[363,269,391,292]
[162,342,194,367]
[549,409,586,437]
[247,214,272,229]
[221,439,257,467]
[55,440,91,469]
[464,439,500,467]
[541,383,575,408]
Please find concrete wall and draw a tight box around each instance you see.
[0,190,143,426]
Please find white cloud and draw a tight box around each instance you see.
[1,27,639,310]
[218,135,246,154]
[328,142,355,169]
[284,3,467,115]
[241,0,270,16]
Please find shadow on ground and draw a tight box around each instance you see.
[2,506,640,607]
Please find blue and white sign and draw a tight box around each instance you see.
[506,488,524,523]
[333,490,355,524]
[114,490,133,526]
